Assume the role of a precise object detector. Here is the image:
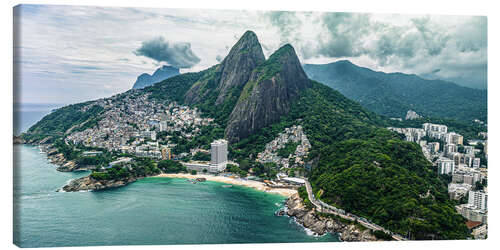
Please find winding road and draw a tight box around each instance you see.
[304,180,407,241]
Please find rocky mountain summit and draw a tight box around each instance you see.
[132,65,180,89]
[225,44,311,143]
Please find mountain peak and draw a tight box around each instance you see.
[213,31,265,104]
[132,65,180,89]
[224,42,310,143]
[222,30,264,64]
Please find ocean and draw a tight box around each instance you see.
[13,103,64,136]
[13,145,340,247]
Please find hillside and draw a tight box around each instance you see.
[303,61,487,122]
[23,31,469,240]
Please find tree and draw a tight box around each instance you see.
[191,169,197,175]
[202,168,208,174]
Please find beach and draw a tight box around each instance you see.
[153,173,298,197]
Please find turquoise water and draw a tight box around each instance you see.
[13,145,339,247]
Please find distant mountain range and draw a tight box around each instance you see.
[132,65,180,89]
[303,61,487,122]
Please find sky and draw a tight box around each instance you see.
[13,4,487,104]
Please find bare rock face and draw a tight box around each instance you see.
[184,30,265,105]
[225,44,311,143]
[215,31,266,105]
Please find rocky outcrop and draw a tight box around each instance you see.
[281,193,379,242]
[40,145,95,172]
[13,135,25,144]
[62,175,139,192]
[225,44,311,143]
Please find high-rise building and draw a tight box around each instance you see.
[437,158,455,175]
[444,144,457,156]
[445,132,464,146]
[161,147,171,160]
[422,123,448,133]
[210,139,228,172]
[468,190,488,211]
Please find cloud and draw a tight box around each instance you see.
[134,37,200,68]
[215,55,223,62]
[265,11,487,89]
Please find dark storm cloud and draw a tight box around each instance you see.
[134,37,200,68]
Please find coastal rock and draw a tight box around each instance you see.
[62,176,138,192]
[284,193,378,242]
[56,161,77,172]
[13,135,25,144]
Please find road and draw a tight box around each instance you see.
[304,180,407,241]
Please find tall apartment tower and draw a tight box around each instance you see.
[468,190,488,211]
[210,139,228,172]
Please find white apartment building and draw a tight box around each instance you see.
[468,190,488,211]
[210,139,228,172]
[437,158,455,175]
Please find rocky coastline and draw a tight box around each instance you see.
[278,193,380,242]
[38,143,97,172]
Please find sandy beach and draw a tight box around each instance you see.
[153,173,297,197]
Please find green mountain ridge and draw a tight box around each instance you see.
[23,31,469,240]
[303,60,487,122]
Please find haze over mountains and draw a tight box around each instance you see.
[132,65,180,89]
[303,61,487,123]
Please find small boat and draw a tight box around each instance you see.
[222,185,232,188]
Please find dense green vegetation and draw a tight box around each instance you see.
[303,61,487,122]
[192,152,210,161]
[277,141,299,158]
[25,102,104,140]
[90,158,161,181]
[231,81,468,240]
[373,230,393,240]
[145,69,209,104]
[297,186,314,209]
[157,160,186,173]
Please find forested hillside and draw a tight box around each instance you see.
[303,60,487,122]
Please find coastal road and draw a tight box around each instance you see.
[304,180,406,241]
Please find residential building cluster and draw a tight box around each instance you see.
[65,93,213,160]
[388,122,488,237]
[256,125,311,169]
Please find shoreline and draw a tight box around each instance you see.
[153,173,297,197]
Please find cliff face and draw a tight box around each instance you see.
[184,30,265,105]
[224,44,311,143]
[132,65,180,89]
